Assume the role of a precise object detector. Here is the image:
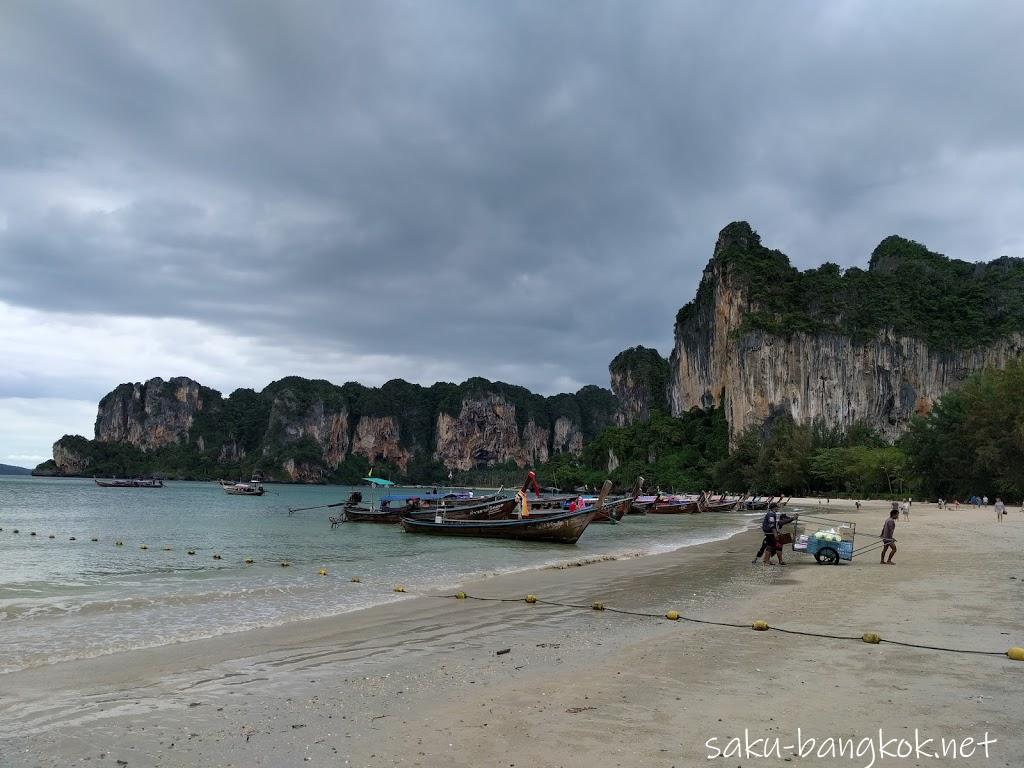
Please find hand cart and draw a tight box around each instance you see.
[789,513,888,565]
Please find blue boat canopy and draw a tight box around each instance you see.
[362,477,395,487]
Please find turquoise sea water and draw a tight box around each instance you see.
[0,477,751,673]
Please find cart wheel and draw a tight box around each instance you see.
[815,547,839,565]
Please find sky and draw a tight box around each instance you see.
[2,1,1023,467]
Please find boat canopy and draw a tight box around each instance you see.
[362,477,395,487]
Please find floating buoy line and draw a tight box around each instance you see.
[2,526,1019,662]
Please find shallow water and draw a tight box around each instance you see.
[0,476,750,672]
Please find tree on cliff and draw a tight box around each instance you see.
[903,360,1024,499]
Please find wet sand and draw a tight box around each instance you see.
[2,499,1022,767]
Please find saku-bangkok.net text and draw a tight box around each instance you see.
[705,728,996,767]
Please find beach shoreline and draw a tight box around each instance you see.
[2,499,1022,767]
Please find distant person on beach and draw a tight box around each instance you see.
[855,500,862,510]
[880,509,898,564]
[900,501,909,521]
[995,498,1005,522]
[983,495,989,506]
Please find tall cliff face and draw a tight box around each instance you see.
[670,222,1024,440]
[609,346,670,424]
[95,377,207,449]
[46,375,620,481]
[433,395,549,471]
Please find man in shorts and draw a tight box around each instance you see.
[880,509,898,564]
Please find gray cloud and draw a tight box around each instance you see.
[2,0,1023,409]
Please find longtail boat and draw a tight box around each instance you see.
[648,493,703,514]
[95,478,164,488]
[220,476,264,496]
[699,493,746,513]
[399,480,612,543]
[590,497,629,523]
[342,499,424,523]
[399,506,599,544]
[531,496,629,523]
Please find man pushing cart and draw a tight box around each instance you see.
[787,512,892,565]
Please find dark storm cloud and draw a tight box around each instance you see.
[2,0,1023,398]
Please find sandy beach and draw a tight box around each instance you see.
[2,499,1022,767]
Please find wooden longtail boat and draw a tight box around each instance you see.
[590,497,629,523]
[342,500,424,523]
[647,495,702,514]
[95,478,164,488]
[531,496,629,523]
[699,494,746,513]
[220,476,264,496]
[337,496,519,525]
[400,481,612,543]
[399,506,599,544]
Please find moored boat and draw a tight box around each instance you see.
[399,480,612,543]
[220,475,265,496]
[399,505,599,544]
[94,477,164,488]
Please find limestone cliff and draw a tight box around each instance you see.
[350,415,411,472]
[609,346,670,425]
[52,437,90,475]
[41,376,620,481]
[670,222,1024,441]
[95,377,207,450]
[433,394,547,471]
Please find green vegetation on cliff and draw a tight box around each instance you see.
[902,360,1024,500]
[38,376,620,483]
[609,345,670,417]
[678,221,1024,349]
[540,407,728,491]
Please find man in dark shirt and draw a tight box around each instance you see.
[753,506,795,564]
[880,509,898,564]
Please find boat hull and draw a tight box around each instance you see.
[399,507,599,544]
[648,501,699,514]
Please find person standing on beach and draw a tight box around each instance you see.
[901,500,910,521]
[995,497,1005,522]
[880,509,898,564]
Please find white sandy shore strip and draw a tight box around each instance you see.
[1,499,1022,767]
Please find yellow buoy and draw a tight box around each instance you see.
[862,632,882,644]
[140,544,148,550]
[592,602,605,611]
[525,594,538,604]
[454,591,467,600]
[393,585,406,593]
[163,546,172,551]
[350,576,361,583]
[318,568,328,576]
[752,620,770,631]
[665,610,680,621]
[1008,647,1024,662]
[280,561,290,567]
[244,558,254,564]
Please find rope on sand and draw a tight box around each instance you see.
[426,592,1019,661]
